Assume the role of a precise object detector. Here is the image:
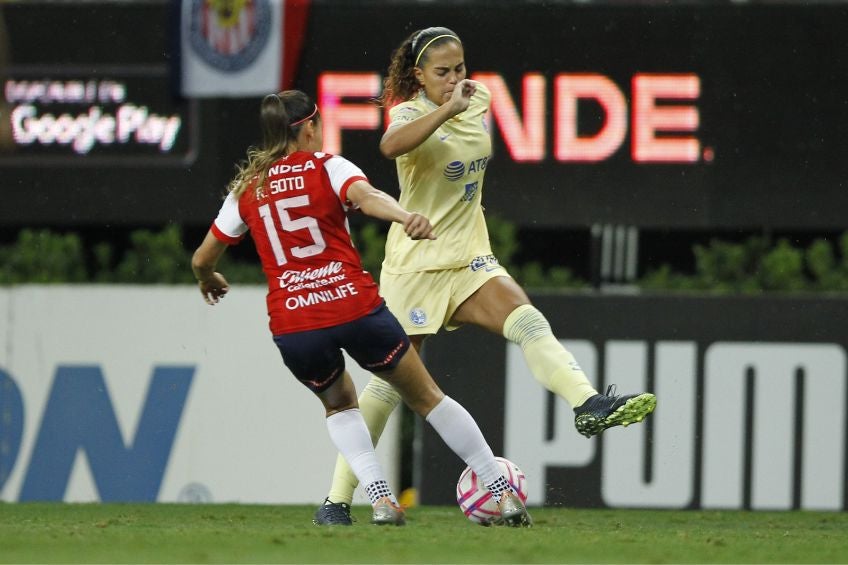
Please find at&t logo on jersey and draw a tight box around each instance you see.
[443,160,465,181]
[442,156,490,181]
[189,0,272,72]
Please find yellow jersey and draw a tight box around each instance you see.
[382,83,493,274]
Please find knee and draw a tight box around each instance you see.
[363,375,401,404]
[318,372,359,415]
[377,370,444,417]
[503,304,552,347]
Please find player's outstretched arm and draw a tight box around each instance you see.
[192,231,231,305]
[346,180,436,241]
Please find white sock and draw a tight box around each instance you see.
[364,480,394,505]
[325,408,392,502]
[425,396,502,486]
[326,377,402,505]
[485,475,514,503]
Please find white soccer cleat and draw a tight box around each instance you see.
[496,490,533,527]
[371,497,406,526]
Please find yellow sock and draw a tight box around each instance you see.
[326,376,401,505]
[503,304,597,408]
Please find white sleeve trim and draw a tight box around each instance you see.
[324,155,367,199]
[213,192,248,238]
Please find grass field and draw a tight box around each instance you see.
[1,503,847,564]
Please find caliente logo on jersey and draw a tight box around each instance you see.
[188,0,272,72]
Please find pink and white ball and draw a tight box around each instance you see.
[456,457,528,526]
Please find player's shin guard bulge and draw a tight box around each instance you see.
[425,396,503,483]
[325,408,401,522]
[325,377,402,506]
[503,305,657,438]
[502,304,597,407]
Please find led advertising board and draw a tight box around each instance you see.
[2,67,195,166]
[1,2,846,229]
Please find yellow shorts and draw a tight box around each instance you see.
[380,254,512,335]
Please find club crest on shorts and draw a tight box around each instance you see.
[188,0,272,72]
[409,307,428,327]
[469,254,501,272]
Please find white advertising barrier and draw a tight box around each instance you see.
[0,285,400,504]
[503,340,846,510]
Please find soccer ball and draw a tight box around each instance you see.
[456,456,528,526]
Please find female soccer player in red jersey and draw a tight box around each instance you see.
[192,89,531,527]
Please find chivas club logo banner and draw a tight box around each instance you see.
[178,0,310,97]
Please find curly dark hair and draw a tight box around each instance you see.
[376,27,462,107]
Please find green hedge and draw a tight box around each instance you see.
[0,225,264,285]
[639,233,848,293]
[343,214,586,289]
[2,223,847,293]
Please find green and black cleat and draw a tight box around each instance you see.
[574,385,656,438]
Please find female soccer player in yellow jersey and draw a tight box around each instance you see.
[314,27,656,525]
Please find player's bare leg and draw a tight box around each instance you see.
[316,338,426,525]
[377,349,532,527]
[314,371,404,526]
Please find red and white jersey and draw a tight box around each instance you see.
[210,151,382,335]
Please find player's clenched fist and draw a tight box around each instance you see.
[403,212,437,240]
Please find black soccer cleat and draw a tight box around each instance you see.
[573,385,656,438]
[313,498,353,526]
